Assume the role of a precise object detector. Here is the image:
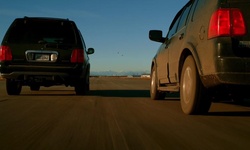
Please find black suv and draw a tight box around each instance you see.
[149,0,250,114]
[0,17,94,95]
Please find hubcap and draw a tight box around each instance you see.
[151,70,156,95]
[183,66,192,104]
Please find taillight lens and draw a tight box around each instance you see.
[208,8,246,39]
[71,49,84,63]
[0,46,12,61]
[231,9,246,36]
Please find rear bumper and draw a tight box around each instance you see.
[201,73,250,88]
[0,64,87,86]
[0,71,69,79]
[0,64,85,78]
[201,57,250,87]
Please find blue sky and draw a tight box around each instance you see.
[0,0,187,73]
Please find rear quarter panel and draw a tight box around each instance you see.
[183,0,220,76]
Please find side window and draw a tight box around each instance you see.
[79,31,86,50]
[177,4,192,31]
[167,11,182,39]
[166,1,194,39]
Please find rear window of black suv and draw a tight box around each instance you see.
[5,19,76,45]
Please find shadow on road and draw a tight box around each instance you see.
[207,100,250,116]
[19,89,150,97]
[207,111,250,117]
[88,90,150,98]
[20,94,76,96]
[20,90,76,96]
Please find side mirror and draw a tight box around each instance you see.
[149,30,165,43]
[87,48,94,55]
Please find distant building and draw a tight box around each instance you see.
[141,74,150,78]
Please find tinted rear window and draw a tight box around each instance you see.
[6,19,76,44]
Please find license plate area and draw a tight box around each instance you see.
[35,54,50,61]
[26,50,58,62]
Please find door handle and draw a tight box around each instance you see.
[179,33,184,40]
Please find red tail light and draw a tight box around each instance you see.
[0,46,12,61]
[71,49,84,63]
[208,8,246,39]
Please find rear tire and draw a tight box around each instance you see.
[6,79,22,95]
[75,72,90,95]
[30,84,40,91]
[180,56,211,115]
[150,65,166,100]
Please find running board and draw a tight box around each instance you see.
[158,85,179,92]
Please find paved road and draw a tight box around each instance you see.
[1,77,250,150]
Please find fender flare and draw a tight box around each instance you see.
[179,42,203,77]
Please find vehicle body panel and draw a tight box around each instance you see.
[0,17,94,89]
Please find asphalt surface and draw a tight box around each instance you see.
[1,77,250,150]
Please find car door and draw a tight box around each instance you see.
[156,8,183,84]
[168,2,193,83]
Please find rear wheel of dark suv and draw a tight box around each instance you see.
[75,70,90,95]
[30,84,40,91]
[6,79,22,95]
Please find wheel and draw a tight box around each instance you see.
[180,56,211,115]
[6,79,22,95]
[85,72,90,92]
[30,84,40,91]
[75,79,86,95]
[75,72,90,95]
[150,65,166,100]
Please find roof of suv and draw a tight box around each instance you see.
[22,16,71,21]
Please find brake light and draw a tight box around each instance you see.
[71,49,84,63]
[0,46,12,61]
[208,8,246,39]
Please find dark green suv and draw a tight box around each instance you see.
[149,0,250,114]
[0,17,94,95]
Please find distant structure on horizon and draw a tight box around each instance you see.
[141,74,150,78]
[90,70,150,77]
